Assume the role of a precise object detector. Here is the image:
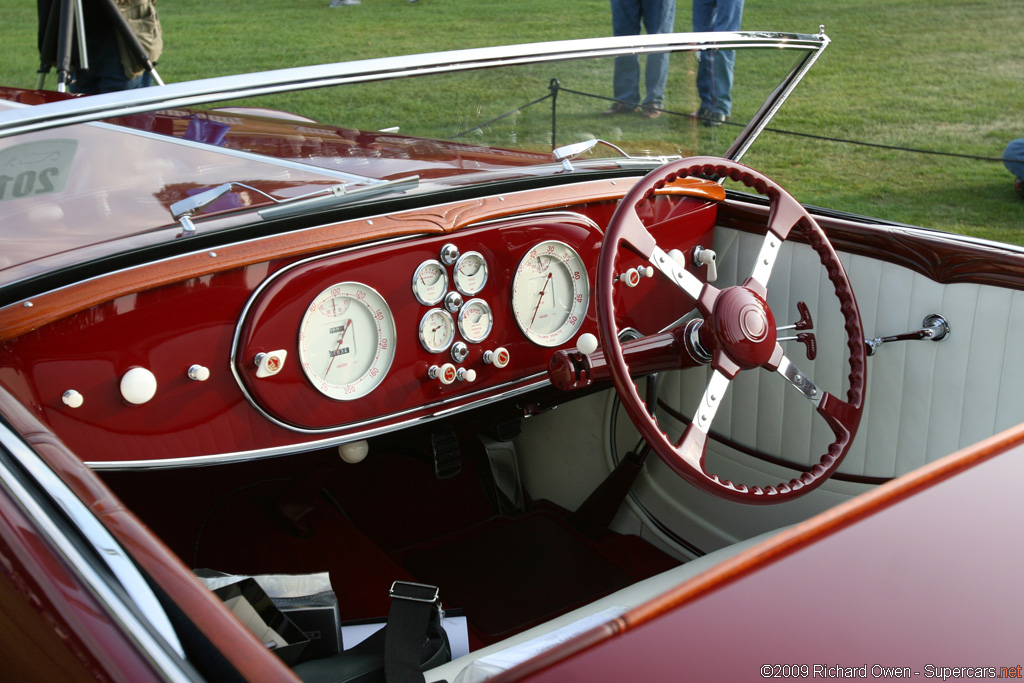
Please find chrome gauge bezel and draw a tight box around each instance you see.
[418,308,456,353]
[412,259,449,306]
[457,298,494,343]
[453,251,489,296]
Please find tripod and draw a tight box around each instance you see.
[36,0,163,92]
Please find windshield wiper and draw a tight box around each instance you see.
[552,138,680,172]
[170,176,420,236]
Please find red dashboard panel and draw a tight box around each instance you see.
[0,197,716,466]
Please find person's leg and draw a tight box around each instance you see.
[1004,139,1024,180]
[610,0,642,106]
[692,0,716,112]
[1005,139,1024,198]
[708,0,742,116]
[640,0,676,108]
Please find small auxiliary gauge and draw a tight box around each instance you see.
[419,308,456,353]
[412,259,448,306]
[454,251,488,295]
[458,298,493,343]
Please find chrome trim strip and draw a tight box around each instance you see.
[0,422,191,678]
[87,374,550,471]
[0,32,826,139]
[727,31,831,162]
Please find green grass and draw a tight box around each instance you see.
[1,0,1022,242]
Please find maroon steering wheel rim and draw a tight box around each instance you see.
[599,157,866,504]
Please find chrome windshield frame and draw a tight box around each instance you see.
[0,31,829,145]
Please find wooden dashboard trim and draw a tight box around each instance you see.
[0,178,645,343]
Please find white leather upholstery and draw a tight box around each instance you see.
[666,227,1024,480]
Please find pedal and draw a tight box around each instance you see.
[430,424,462,479]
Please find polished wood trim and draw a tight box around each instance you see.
[721,200,1024,290]
[0,385,300,682]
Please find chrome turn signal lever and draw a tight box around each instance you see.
[866,314,950,356]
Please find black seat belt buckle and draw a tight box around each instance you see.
[389,580,443,619]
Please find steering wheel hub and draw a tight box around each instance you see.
[711,287,776,369]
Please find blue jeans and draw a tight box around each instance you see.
[1004,139,1024,180]
[693,0,744,116]
[610,0,677,107]
[70,30,152,95]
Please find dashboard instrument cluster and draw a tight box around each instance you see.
[234,213,613,431]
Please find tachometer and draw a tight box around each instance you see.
[298,282,396,400]
[511,241,589,347]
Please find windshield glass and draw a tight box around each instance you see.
[0,34,823,284]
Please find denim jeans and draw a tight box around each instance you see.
[1004,138,1024,180]
[693,0,744,116]
[609,0,677,107]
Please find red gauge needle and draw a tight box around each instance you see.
[530,273,552,326]
[324,319,352,376]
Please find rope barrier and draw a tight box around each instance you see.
[451,80,1022,166]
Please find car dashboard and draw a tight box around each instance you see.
[0,179,717,469]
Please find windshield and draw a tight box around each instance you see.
[0,33,825,286]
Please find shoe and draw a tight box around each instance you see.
[329,0,359,6]
[693,107,726,127]
[602,102,639,116]
[1016,178,1024,200]
[640,106,662,120]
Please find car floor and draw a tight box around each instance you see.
[102,430,680,649]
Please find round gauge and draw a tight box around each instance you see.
[454,251,488,295]
[419,308,455,353]
[412,260,448,306]
[458,298,493,343]
[298,282,397,401]
[511,241,590,347]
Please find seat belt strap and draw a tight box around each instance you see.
[384,581,441,683]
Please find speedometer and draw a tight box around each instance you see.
[298,282,396,400]
[511,241,589,347]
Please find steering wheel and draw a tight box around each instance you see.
[599,157,866,504]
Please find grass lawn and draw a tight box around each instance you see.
[1,0,1021,242]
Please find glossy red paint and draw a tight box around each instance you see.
[499,429,1024,682]
[0,196,715,465]
[0,473,161,681]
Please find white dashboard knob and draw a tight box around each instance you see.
[338,440,369,464]
[576,333,599,356]
[188,364,211,381]
[120,367,157,405]
[484,347,510,368]
[62,390,84,408]
[255,350,288,378]
[457,368,477,382]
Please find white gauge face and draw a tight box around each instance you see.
[511,241,590,347]
[298,282,396,400]
[412,260,448,305]
[458,298,493,343]
[454,251,488,295]
[419,308,455,353]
